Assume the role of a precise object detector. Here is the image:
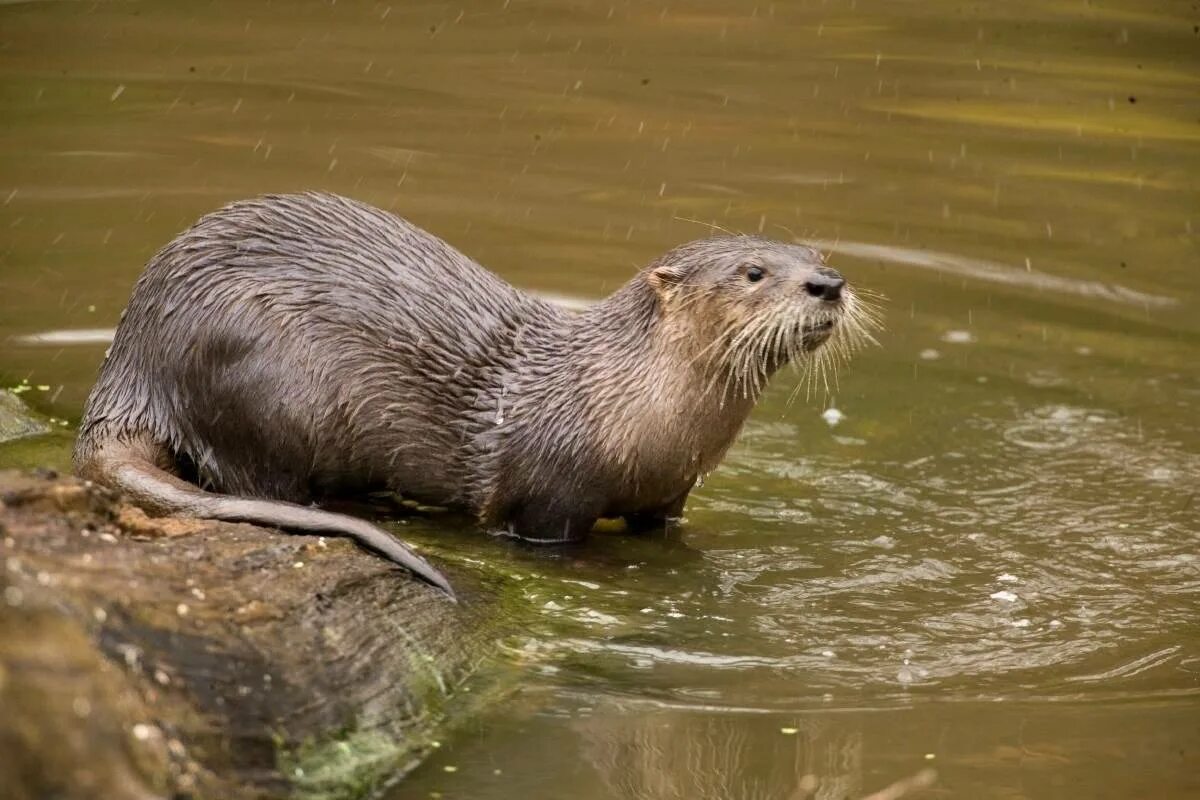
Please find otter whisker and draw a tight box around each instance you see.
[720,312,773,398]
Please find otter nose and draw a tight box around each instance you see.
[804,269,845,302]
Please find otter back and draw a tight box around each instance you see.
[78,192,561,509]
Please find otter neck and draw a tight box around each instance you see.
[567,278,759,483]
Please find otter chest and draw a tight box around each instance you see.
[602,401,744,512]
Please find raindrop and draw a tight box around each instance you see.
[941,330,974,344]
[821,407,844,426]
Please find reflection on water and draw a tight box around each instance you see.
[1,0,1197,798]
[401,693,1199,799]
[812,239,1180,308]
[12,329,117,346]
[579,712,870,800]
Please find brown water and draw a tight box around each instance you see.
[2,1,1198,798]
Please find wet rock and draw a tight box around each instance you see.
[0,390,50,443]
[0,469,488,800]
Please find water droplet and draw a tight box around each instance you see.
[942,329,974,344]
[821,407,844,426]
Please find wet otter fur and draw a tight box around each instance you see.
[75,193,878,595]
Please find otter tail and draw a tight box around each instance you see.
[76,436,454,598]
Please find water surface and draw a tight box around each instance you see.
[1,1,1197,797]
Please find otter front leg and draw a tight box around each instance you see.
[508,497,600,543]
[624,486,691,532]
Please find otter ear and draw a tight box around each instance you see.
[648,263,686,295]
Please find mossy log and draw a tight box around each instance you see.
[0,469,487,800]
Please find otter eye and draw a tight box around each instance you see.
[745,266,765,283]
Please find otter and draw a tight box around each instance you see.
[75,193,877,596]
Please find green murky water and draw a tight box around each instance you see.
[2,1,1197,797]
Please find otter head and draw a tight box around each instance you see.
[645,236,878,398]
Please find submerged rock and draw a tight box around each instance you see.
[0,470,488,800]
